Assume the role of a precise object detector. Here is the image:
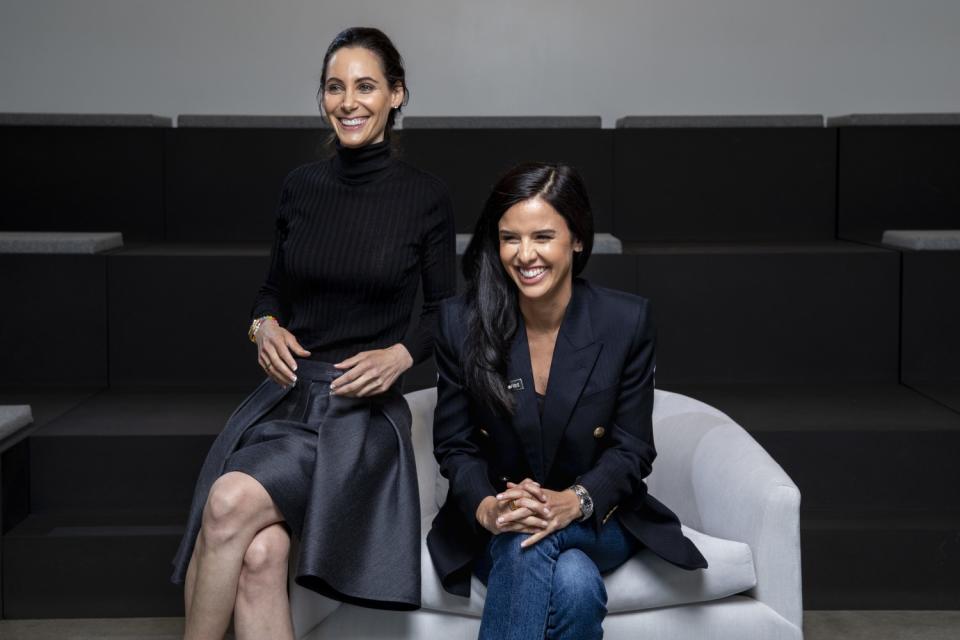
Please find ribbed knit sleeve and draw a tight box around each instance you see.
[401,188,457,363]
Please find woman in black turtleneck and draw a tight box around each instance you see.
[171,28,455,639]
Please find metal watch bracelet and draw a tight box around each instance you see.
[570,484,594,522]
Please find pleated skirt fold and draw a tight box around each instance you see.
[171,359,421,610]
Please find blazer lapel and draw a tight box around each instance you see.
[506,319,547,482]
[541,282,602,479]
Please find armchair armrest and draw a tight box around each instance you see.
[648,390,802,629]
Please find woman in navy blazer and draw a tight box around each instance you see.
[427,163,707,640]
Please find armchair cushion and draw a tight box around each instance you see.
[419,520,755,616]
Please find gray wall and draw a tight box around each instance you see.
[1,0,958,126]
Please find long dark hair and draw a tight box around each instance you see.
[462,162,594,416]
[317,27,409,135]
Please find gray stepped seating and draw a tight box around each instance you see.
[105,244,271,389]
[0,404,33,618]
[87,242,898,389]
[0,231,123,254]
[830,113,960,243]
[0,390,235,617]
[177,115,327,129]
[613,115,834,243]
[12,385,958,520]
[97,248,635,390]
[166,116,330,242]
[0,253,109,388]
[616,242,899,385]
[455,232,623,255]
[3,381,958,617]
[165,115,612,241]
[3,509,186,617]
[401,116,601,128]
[19,391,242,511]
[395,120,613,234]
[882,229,960,251]
[0,114,168,241]
[900,249,960,412]
[0,405,33,447]
[669,383,960,609]
[0,113,170,127]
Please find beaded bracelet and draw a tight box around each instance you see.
[247,315,277,343]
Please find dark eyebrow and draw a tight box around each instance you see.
[355,77,380,85]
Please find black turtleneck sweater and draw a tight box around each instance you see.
[251,140,456,365]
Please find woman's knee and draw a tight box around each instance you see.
[242,525,290,577]
[201,472,268,545]
[552,549,606,611]
[488,531,524,558]
[489,531,559,563]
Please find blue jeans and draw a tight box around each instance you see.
[474,519,640,640]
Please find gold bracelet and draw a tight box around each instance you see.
[248,315,277,343]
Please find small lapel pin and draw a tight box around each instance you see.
[507,378,525,392]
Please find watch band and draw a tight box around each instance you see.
[570,484,594,522]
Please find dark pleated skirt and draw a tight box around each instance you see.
[170,359,422,611]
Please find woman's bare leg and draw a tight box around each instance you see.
[183,472,284,640]
[234,523,294,640]
[184,544,198,620]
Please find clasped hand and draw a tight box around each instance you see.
[476,478,582,548]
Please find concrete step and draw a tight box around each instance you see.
[3,509,184,618]
[801,509,960,609]
[669,383,960,512]
[5,505,957,618]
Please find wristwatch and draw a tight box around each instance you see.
[570,484,594,522]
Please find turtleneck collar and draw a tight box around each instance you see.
[331,138,394,185]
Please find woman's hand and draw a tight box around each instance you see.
[476,478,551,535]
[256,319,311,387]
[519,487,583,548]
[330,344,413,397]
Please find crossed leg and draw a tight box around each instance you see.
[234,523,294,640]
[183,471,289,640]
[477,519,637,640]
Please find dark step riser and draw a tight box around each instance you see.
[6,251,906,387]
[107,252,899,387]
[3,534,183,618]
[802,527,960,609]
[755,430,960,512]
[29,436,212,512]
[26,430,960,512]
[4,527,957,618]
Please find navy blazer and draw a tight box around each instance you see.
[427,279,707,597]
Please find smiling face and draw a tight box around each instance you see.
[322,46,404,148]
[498,197,583,305]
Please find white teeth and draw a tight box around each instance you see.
[520,267,546,278]
[340,117,366,126]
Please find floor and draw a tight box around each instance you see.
[1,611,959,639]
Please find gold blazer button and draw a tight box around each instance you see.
[593,426,605,438]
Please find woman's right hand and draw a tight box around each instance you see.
[476,478,551,535]
[255,319,311,387]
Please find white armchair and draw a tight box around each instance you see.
[292,388,803,640]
